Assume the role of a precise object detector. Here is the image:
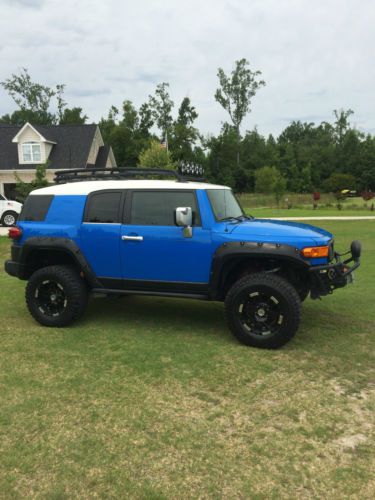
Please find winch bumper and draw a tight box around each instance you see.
[309,240,361,299]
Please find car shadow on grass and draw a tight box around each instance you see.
[84,294,232,342]
[83,293,365,351]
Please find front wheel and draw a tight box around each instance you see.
[225,273,301,349]
[26,265,88,327]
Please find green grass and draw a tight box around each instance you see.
[238,193,375,218]
[1,223,374,498]
[247,207,375,218]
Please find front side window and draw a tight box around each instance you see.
[207,189,244,221]
[130,191,200,226]
[22,142,41,162]
[84,191,122,223]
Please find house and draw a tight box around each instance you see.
[0,122,116,198]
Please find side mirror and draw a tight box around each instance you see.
[175,207,193,238]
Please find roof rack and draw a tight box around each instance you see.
[54,167,206,184]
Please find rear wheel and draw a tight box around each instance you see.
[1,211,18,227]
[26,265,88,327]
[225,273,301,349]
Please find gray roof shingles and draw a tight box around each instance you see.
[0,123,98,171]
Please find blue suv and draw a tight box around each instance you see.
[5,168,361,348]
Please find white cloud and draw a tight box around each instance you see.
[0,0,374,137]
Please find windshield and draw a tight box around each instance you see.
[207,189,244,221]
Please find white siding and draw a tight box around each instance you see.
[17,126,49,164]
[0,169,57,195]
[86,126,104,165]
[44,142,54,161]
[106,147,117,167]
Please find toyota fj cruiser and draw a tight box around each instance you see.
[5,168,361,349]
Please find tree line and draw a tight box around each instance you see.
[1,64,374,194]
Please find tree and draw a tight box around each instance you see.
[273,174,287,206]
[333,108,354,144]
[0,68,88,125]
[205,124,238,188]
[59,107,88,125]
[148,82,174,141]
[15,162,49,201]
[138,140,175,169]
[100,101,156,166]
[255,166,283,194]
[170,97,200,163]
[239,128,274,191]
[215,58,265,167]
[138,102,154,134]
[322,173,357,193]
[1,68,56,124]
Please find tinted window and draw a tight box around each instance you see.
[85,191,122,223]
[130,191,200,226]
[207,189,243,221]
[19,195,54,222]
[0,194,5,201]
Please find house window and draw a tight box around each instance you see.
[22,142,41,162]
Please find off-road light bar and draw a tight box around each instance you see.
[178,162,204,177]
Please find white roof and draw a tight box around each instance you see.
[30,179,230,196]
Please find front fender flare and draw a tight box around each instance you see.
[209,241,310,299]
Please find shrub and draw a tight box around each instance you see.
[322,173,356,193]
[138,140,176,169]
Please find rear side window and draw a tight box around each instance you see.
[19,195,54,222]
[84,191,122,223]
[129,191,200,226]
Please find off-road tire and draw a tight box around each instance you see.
[1,210,18,227]
[26,265,88,327]
[225,272,301,349]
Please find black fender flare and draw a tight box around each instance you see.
[209,241,310,299]
[16,237,102,288]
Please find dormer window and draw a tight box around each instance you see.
[22,141,41,162]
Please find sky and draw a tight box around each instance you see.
[0,0,375,138]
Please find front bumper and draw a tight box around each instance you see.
[309,240,361,299]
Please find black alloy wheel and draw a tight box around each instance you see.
[225,272,301,349]
[26,265,88,327]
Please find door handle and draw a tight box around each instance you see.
[122,235,143,241]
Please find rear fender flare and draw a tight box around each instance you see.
[19,237,101,288]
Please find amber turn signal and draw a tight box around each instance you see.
[301,246,329,258]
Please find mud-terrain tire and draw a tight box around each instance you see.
[26,265,88,327]
[225,272,301,349]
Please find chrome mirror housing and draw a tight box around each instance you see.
[175,207,193,238]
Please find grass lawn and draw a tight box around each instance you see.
[238,193,375,218]
[247,207,375,218]
[0,222,374,498]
